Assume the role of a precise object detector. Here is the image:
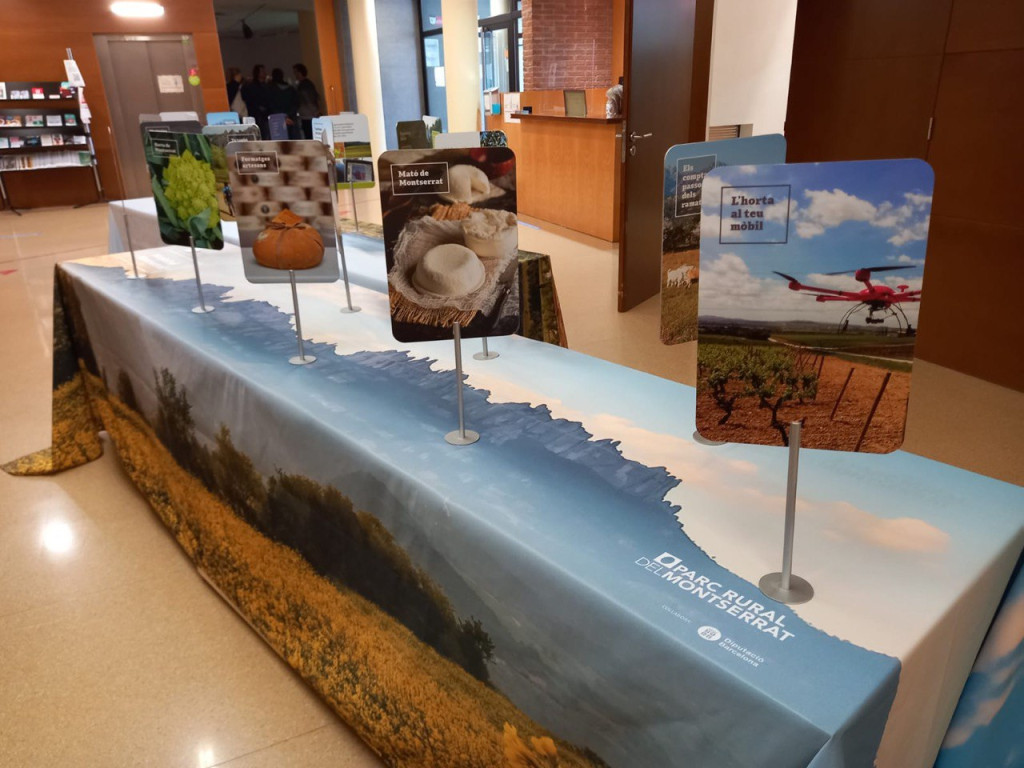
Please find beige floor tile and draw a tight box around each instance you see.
[211,724,381,767]
[0,564,349,767]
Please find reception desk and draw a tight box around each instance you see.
[486,95,623,242]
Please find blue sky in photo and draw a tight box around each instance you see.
[699,160,935,324]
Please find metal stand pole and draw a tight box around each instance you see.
[473,336,500,361]
[288,270,315,365]
[0,172,21,216]
[445,322,480,446]
[759,421,814,604]
[349,179,360,233]
[106,126,137,278]
[67,48,105,207]
[189,235,214,314]
[123,213,138,278]
[336,231,361,314]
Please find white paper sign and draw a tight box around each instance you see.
[424,37,441,68]
[503,92,521,124]
[433,67,446,87]
[63,60,86,88]
[157,75,184,94]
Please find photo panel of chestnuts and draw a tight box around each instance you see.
[378,147,520,343]
[226,140,341,284]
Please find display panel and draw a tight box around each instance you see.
[378,147,519,342]
[226,139,341,284]
[696,159,934,452]
[660,134,786,345]
[141,128,223,249]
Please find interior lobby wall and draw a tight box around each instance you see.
[375,0,426,149]
[523,0,614,90]
[0,0,228,204]
[706,0,797,136]
[345,0,388,161]
[441,0,482,131]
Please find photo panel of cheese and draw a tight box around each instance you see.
[226,139,340,284]
[695,159,934,453]
[378,147,519,343]
[660,134,786,346]
[141,127,223,250]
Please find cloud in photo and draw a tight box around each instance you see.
[793,188,931,246]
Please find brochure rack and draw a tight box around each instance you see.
[0,80,101,214]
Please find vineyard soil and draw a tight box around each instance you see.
[697,354,911,453]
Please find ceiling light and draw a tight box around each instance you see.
[110,2,165,18]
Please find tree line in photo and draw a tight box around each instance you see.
[116,367,496,684]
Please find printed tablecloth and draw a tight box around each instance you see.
[7,244,1023,768]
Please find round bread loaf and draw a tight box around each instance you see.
[412,244,485,296]
[252,208,325,270]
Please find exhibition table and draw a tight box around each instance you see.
[8,245,1023,768]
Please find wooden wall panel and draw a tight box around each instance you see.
[915,217,1024,389]
[946,0,1024,52]
[0,0,228,208]
[928,50,1024,226]
[786,55,941,162]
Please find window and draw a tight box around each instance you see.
[418,0,447,131]
[478,0,522,94]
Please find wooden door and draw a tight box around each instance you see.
[617,0,712,311]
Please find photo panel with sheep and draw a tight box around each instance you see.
[660,134,786,345]
[696,159,933,453]
[226,140,341,284]
[311,113,374,189]
[202,123,261,221]
[141,128,224,250]
[378,147,519,343]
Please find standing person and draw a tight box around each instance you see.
[226,68,247,118]
[293,63,322,140]
[242,65,270,138]
[267,67,300,139]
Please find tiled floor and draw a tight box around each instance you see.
[0,203,1020,766]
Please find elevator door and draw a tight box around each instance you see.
[94,34,204,199]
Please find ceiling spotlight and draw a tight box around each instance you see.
[110,1,165,17]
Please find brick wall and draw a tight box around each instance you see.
[523,0,614,90]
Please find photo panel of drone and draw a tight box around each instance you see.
[696,159,933,453]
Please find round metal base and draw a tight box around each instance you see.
[693,430,727,446]
[473,351,500,361]
[191,305,215,314]
[289,355,317,366]
[340,306,362,314]
[759,572,814,605]
[445,429,480,446]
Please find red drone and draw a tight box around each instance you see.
[774,265,921,334]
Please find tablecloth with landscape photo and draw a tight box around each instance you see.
[9,244,1023,768]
